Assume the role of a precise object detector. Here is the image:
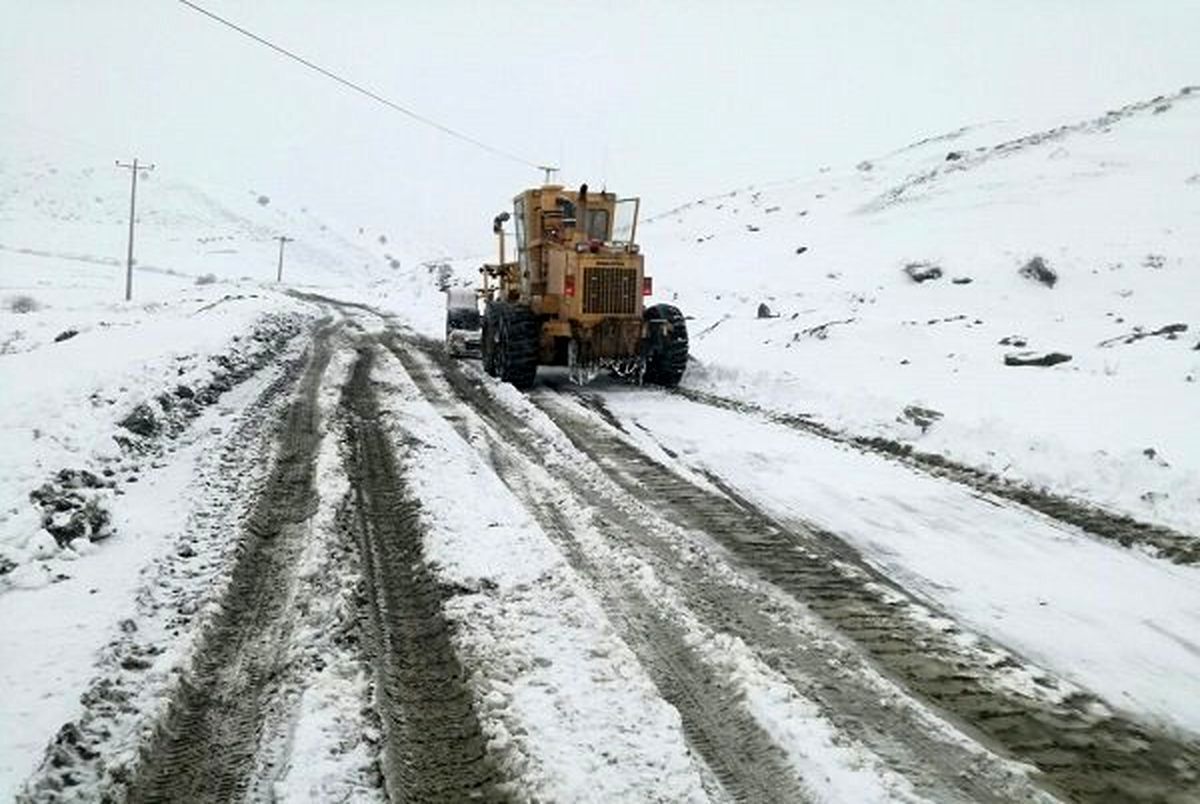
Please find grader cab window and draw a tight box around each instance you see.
[557,197,577,226]
[585,208,609,241]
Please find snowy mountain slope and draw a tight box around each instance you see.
[642,85,1200,533]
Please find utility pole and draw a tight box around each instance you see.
[115,158,154,301]
[274,235,294,283]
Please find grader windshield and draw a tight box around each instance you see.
[612,197,640,245]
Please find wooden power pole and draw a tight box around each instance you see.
[274,235,294,282]
[115,158,155,301]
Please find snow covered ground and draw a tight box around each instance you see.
[642,85,1200,534]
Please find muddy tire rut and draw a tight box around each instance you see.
[123,324,336,803]
[341,344,506,802]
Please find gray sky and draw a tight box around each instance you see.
[4,1,1199,258]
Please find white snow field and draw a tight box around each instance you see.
[1,85,1199,803]
[643,85,1200,534]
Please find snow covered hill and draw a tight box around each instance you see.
[642,85,1200,534]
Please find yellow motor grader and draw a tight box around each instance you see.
[475,180,687,389]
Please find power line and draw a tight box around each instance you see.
[174,0,538,169]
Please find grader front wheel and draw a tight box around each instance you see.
[485,302,539,389]
[643,304,689,387]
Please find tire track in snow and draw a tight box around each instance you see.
[340,343,507,802]
[123,322,337,803]
[390,337,1059,804]
[533,389,1200,804]
[387,341,807,803]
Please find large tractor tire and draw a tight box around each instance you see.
[485,302,539,389]
[482,304,501,376]
[643,304,689,387]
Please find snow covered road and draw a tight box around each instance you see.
[6,296,1200,803]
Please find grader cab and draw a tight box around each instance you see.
[478,180,687,389]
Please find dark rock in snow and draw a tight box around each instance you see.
[174,384,194,399]
[54,329,79,343]
[119,404,160,437]
[120,655,152,671]
[952,277,973,285]
[904,262,943,283]
[999,335,1028,347]
[756,303,778,319]
[945,151,965,161]
[1004,351,1072,367]
[795,246,808,255]
[55,469,108,489]
[1142,448,1171,467]
[1019,256,1057,287]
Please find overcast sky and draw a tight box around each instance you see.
[4,1,1200,258]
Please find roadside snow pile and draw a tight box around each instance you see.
[643,85,1200,533]
[0,293,312,588]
